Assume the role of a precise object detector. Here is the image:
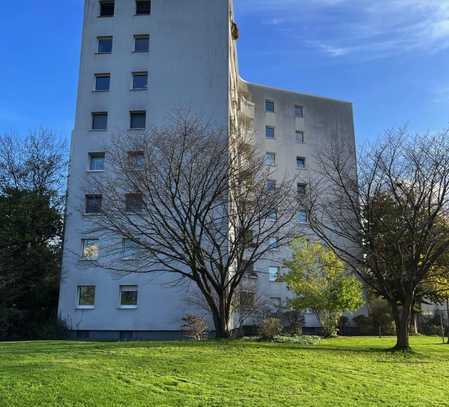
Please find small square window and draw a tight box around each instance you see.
[132,72,148,90]
[128,151,145,169]
[265,126,275,139]
[81,239,99,260]
[92,112,108,130]
[265,152,276,166]
[268,266,280,282]
[242,229,255,248]
[296,131,305,144]
[297,183,307,196]
[78,286,96,307]
[266,179,276,191]
[136,0,151,15]
[89,153,105,171]
[120,285,138,307]
[296,157,306,169]
[85,194,102,214]
[298,210,308,223]
[122,239,141,260]
[134,35,150,52]
[97,36,113,54]
[130,111,146,129]
[99,1,114,17]
[125,193,144,212]
[265,100,275,113]
[295,105,304,118]
[268,209,278,221]
[95,73,110,91]
[268,237,279,251]
[239,291,256,309]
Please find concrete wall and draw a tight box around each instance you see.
[245,82,356,328]
[58,0,230,333]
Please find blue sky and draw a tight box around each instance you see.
[0,0,448,143]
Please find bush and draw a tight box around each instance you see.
[181,315,208,341]
[259,318,282,340]
[273,335,321,345]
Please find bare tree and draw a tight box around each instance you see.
[89,115,302,338]
[308,129,449,351]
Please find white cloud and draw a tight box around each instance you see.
[235,0,449,59]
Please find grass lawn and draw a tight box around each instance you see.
[0,336,448,407]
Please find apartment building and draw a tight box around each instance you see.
[58,0,356,339]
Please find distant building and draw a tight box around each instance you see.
[58,0,356,339]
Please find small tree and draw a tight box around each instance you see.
[284,238,364,338]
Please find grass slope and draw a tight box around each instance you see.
[0,336,448,407]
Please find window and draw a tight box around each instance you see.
[134,35,150,52]
[92,112,108,130]
[298,210,308,223]
[89,153,105,171]
[270,297,282,309]
[242,229,255,248]
[136,0,151,15]
[269,237,279,251]
[97,36,113,54]
[122,239,140,260]
[266,179,276,191]
[269,266,280,282]
[296,130,305,144]
[295,105,304,118]
[297,183,307,196]
[132,72,148,90]
[296,156,306,169]
[265,126,275,139]
[85,194,102,214]
[128,151,145,169]
[99,1,114,17]
[265,152,276,166]
[130,111,146,129]
[265,100,275,113]
[94,73,110,91]
[125,193,144,212]
[81,239,99,260]
[120,285,138,307]
[268,209,278,221]
[77,286,96,308]
[239,291,256,309]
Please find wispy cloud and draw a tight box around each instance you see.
[235,0,449,59]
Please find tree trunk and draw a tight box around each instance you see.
[391,302,412,352]
[211,298,231,339]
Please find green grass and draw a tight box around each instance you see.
[1,336,448,407]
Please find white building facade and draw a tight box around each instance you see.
[58,0,356,339]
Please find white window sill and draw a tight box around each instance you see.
[119,305,138,310]
[76,306,95,310]
[83,213,101,217]
[86,170,105,174]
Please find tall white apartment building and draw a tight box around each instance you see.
[58,0,356,339]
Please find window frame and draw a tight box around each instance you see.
[81,239,100,261]
[125,192,144,213]
[91,112,108,131]
[85,194,102,215]
[296,156,306,170]
[119,285,139,309]
[265,152,276,167]
[135,0,151,15]
[88,152,105,172]
[134,34,150,53]
[298,209,308,224]
[97,36,113,54]
[77,285,96,309]
[99,1,115,18]
[129,110,147,130]
[132,71,148,90]
[265,99,275,113]
[122,238,141,261]
[94,73,111,92]
[296,130,305,144]
[295,104,304,118]
[268,266,280,282]
[265,126,275,139]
